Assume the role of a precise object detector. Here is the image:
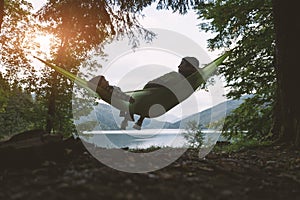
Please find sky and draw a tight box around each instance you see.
[30,0,227,122]
[140,5,222,58]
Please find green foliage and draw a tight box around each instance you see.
[0,76,44,137]
[208,118,225,130]
[214,137,272,153]
[0,73,8,102]
[0,1,43,135]
[1,0,202,136]
[156,0,201,14]
[196,0,275,139]
[223,96,273,140]
[183,121,204,148]
[0,0,35,83]
[1,0,240,137]
[36,0,155,53]
[34,0,159,134]
[129,145,161,153]
[76,121,98,133]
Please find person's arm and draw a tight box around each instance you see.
[111,86,135,103]
[144,72,182,89]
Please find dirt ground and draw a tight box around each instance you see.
[0,135,299,200]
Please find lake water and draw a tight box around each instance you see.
[80,129,224,149]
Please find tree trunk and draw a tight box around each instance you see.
[0,0,4,31]
[272,0,300,146]
[46,72,58,133]
[45,42,67,134]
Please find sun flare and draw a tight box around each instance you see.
[33,33,55,57]
[29,33,57,73]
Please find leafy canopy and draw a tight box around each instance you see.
[196,0,275,138]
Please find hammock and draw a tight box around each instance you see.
[34,52,229,118]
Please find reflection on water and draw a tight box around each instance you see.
[80,129,222,149]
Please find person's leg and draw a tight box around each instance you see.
[133,116,145,130]
[119,110,125,117]
[125,112,134,121]
[120,118,128,130]
[120,112,134,130]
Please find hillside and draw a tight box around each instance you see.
[76,97,246,130]
[168,98,244,129]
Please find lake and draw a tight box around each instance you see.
[80,129,224,149]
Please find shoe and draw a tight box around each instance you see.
[133,123,141,130]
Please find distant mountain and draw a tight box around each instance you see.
[167,98,244,129]
[93,104,174,130]
[76,97,247,130]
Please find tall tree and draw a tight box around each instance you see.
[36,0,156,133]
[35,0,240,134]
[0,74,40,137]
[1,0,201,135]
[0,0,34,83]
[196,0,300,146]
[0,1,50,135]
[272,0,300,146]
[35,0,207,134]
[196,0,275,139]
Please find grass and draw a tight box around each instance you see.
[213,138,272,153]
[127,145,162,153]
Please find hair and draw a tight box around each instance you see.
[88,75,106,91]
[97,75,105,85]
[179,57,200,78]
[182,57,199,68]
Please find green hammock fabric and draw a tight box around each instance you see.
[34,51,229,118]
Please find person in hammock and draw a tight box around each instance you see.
[88,75,135,129]
[133,56,200,130]
[88,57,199,130]
[143,56,199,89]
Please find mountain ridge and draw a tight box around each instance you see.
[75,97,247,130]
